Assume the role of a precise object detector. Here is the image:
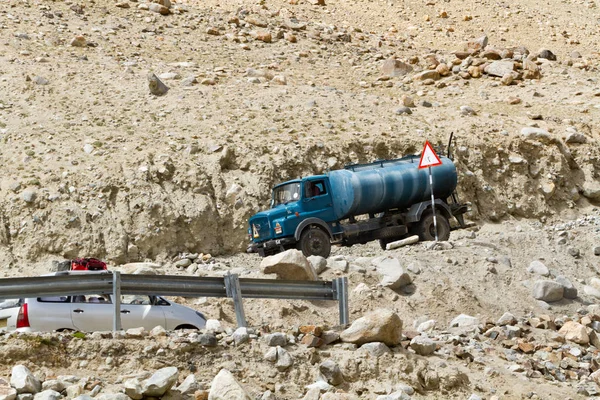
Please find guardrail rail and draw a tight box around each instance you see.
[0,272,349,331]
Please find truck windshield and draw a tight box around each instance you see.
[272,182,301,206]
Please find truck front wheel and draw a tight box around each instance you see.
[298,227,331,258]
[417,211,450,241]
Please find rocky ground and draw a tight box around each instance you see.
[0,0,600,398]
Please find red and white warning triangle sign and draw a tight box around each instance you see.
[418,140,443,169]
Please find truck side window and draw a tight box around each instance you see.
[305,180,327,198]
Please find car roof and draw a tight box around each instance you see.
[42,270,113,277]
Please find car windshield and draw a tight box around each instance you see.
[272,182,301,206]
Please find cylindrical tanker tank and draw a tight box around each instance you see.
[327,155,457,220]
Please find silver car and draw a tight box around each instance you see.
[0,272,207,332]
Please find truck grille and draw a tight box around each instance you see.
[251,217,270,240]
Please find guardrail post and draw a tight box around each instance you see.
[335,277,349,326]
[112,272,122,331]
[224,273,247,328]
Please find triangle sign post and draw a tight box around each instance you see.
[418,140,443,169]
[418,141,443,242]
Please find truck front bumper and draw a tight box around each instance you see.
[247,237,297,257]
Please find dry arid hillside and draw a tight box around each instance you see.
[0,0,600,399]
[0,0,599,266]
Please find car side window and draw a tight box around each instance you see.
[154,297,170,306]
[121,295,151,305]
[38,296,68,303]
[72,294,112,304]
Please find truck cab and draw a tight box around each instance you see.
[248,177,337,257]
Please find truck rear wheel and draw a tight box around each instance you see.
[418,211,450,241]
[298,227,331,258]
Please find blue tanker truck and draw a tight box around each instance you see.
[247,153,468,258]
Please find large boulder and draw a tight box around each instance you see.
[372,256,411,289]
[340,309,403,346]
[555,275,578,299]
[484,61,515,77]
[410,336,437,356]
[208,369,252,400]
[10,365,41,394]
[532,280,564,302]
[558,321,589,345]
[261,250,317,280]
[142,367,179,397]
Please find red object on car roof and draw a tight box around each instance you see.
[70,258,107,271]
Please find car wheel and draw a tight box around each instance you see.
[417,211,450,241]
[298,227,331,258]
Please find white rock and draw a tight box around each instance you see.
[372,256,411,289]
[386,235,419,250]
[83,144,94,154]
[318,360,344,386]
[417,319,436,333]
[340,309,403,346]
[410,336,437,356]
[532,280,564,302]
[232,327,249,345]
[261,249,317,281]
[358,342,391,357]
[376,392,411,400]
[123,379,143,400]
[264,332,287,347]
[301,387,321,400]
[327,258,348,272]
[584,285,600,299]
[125,327,146,338]
[174,374,199,395]
[206,319,222,332]
[527,260,549,276]
[449,314,480,328]
[264,347,277,362]
[11,365,41,394]
[520,127,551,140]
[307,255,327,274]
[21,190,37,203]
[150,326,167,337]
[353,283,371,294]
[208,369,252,400]
[275,346,294,371]
[496,312,517,326]
[142,367,179,397]
[590,277,600,290]
[95,394,130,400]
[33,390,61,400]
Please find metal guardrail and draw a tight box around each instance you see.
[0,272,349,331]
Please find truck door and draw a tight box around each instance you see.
[302,179,334,222]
